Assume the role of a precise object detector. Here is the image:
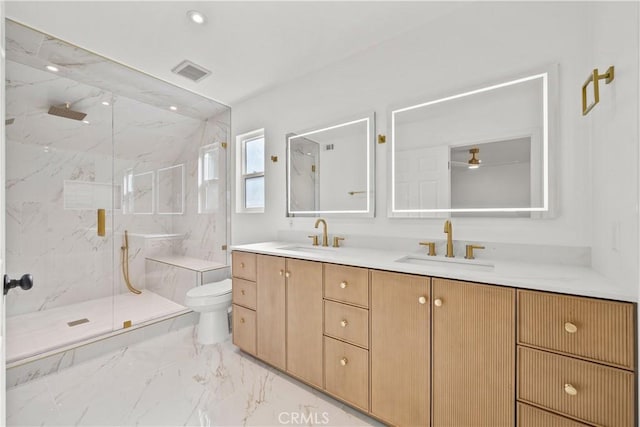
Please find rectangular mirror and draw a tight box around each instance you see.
[157,164,184,215]
[391,70,553,218]
[287,113,375,217]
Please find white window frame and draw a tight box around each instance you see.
[236,128,265,213]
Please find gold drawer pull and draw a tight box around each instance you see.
[418,296,427,304]
[241,289,246,295]
[340,281,348,289]
[434,298,443,307]
[340,319,348,328]
[564,383,578,396]
[240,262,245,268]
[340,357,348,366]
[285,271,290,278]
[240,317,245,324]
[564,322,578,333]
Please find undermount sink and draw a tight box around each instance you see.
[395,255,495,272]
[277,245,338,253]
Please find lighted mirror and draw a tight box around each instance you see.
[132,171,154,214]
[287,113,375,216]
[392,70,554,217]
[157,164,184,214]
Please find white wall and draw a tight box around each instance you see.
[232,2,595,247]
[588,2,639,292]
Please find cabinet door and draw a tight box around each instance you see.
[256,255,286,370]
[432,278,515,427]
[286,258,323,388]
[371,271,430,426]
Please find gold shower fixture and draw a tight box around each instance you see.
[468,148,481,169]
[121,230,142,295]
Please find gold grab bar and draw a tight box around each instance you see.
[97,209,106,236]
[582,66,614,116]
[121,230,142,295]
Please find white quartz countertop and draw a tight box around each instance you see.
[146,255,227,273]
[231,241,637,303]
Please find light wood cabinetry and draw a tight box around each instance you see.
[286,258,324,388]
[517,290,636,427]
[517,403,590,427]
[256,255,286,370]
[231,250,636,427]
[324,336,369,411]
[431,278,515,427]
[370,270,430,427]
[232,304,256,355]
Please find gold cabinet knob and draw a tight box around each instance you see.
[340,357,348,366]
[285,272,290,278]
[279,270,284,276]
[434,298,443,307]
[564,322,578,333]
[564,383,578,396]
[240,317,245,324]
[418,296,427,304]
[340,319,348,328]
[340,281,348,289]
[240,262,245,268]
[241,290,245,295]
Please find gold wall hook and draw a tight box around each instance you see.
[582,66,615,116]
[377,134,386,144]
[271,155,278,162]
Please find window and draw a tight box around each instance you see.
[198,144,220,213]
[236,129,265,212]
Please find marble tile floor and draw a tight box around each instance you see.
[6,326,380,427]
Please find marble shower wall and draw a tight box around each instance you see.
[5,21,231,317]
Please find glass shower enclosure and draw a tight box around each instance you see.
[3,20,230,363]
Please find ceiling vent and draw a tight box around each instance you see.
[171,60,211,83]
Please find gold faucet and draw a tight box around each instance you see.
[315,218,329,247]
[444,220,454,258]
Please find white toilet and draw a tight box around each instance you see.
[185,278,233,345]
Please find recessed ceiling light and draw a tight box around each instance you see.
[102,101,110,106]
[46,65,59,72]
[187,10,206,25]
[169,106,178,111]
[82,120,90,124]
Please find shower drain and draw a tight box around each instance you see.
[67,318,90,327]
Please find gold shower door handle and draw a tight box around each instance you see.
[97,209,106,236]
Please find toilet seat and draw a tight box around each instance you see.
[185,279,232,307]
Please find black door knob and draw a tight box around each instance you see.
[4,274,33,295]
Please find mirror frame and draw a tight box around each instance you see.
[389,66,557,217]
[286,112,376,217]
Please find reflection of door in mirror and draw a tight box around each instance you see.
[394,146,449,217]
[450,137,538,218]
[290,136,320,211]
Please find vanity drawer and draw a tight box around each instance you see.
[324,336,369,411]
[517,403,590,427]
[232,251,257,281]
[324,263,369,308]
[232,304,256,355]
[324,300,369,349]
[517,347,634,427]
[518,290,635,369]
[232,278,256,310]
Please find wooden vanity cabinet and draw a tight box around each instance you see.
[286,258,324,387]
[256,255,286,370]
[370,270,430,427]
[232,252,257,355]
[431,278,516,427]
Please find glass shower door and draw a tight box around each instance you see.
[4,55,115,362]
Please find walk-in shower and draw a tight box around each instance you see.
[4,20,230,363]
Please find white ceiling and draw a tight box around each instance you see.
[5,1,466,106]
